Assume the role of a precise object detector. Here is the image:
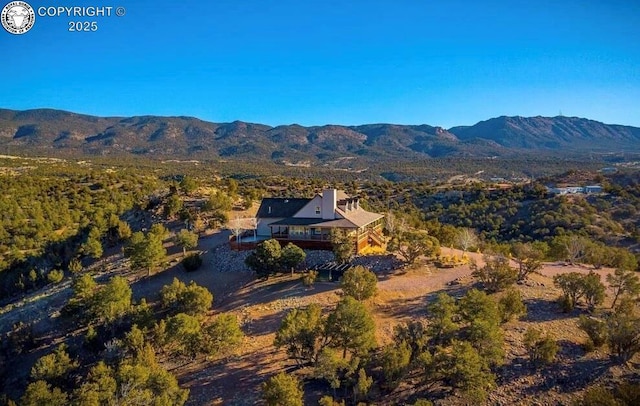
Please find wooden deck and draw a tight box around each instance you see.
[229,229,384,253]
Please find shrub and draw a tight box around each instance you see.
[411,400,434,406]
[578,315,608,348]
[394,320,429,361]
[380,341,412,388]
[202,313,244,357]
[20,381,68,406]
[68,258,83,274]
[261,372,304,406]
[30,344,78,383]
[302,270,318,287]
[524,328,558,366]
[498,288,527,323]
[554,272,585,312]
[576,386,622,406]
[471,255,518,293]
[319,396,345,406]
[275,304,324,366]
[340,265,377,301]
[444,340,496,403]
[582,271,606,311]
[558,295,575,313]
[606,298,640,362]
[615,382,640,405]
[160,278,213,316]
[47,269,64,284]
[182,253,203,271]
[554,271,605,312]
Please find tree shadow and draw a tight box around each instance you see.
[178,344,288,405]
[530,355,612,394]
[522,298,578,322]
[216,278,339,314]
[375,284,472,321]
[497,344,613,398]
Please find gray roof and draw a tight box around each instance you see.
[337,208,384,228]
[256,198,311,218]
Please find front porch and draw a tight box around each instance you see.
[270,225,333,242]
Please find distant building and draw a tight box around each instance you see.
[546,184,603,195]
[584,185,603,194]
[599,167,618,174]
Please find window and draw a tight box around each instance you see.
[315,206,321,215]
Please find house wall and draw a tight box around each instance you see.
[256,218,283,236]
[293,195,324,218]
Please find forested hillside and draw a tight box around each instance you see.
[0,157,639,405]
[3,108,640,162]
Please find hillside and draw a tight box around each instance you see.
[450,115,640,151]
[1,108,640,162]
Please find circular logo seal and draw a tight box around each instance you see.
[1,1,35,34]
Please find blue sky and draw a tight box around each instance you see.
[1,0,639,127]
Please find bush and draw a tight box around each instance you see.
[573,381,640,405]
[558,295,575,313]
[554,271,606,312]
[341,265,377,300]
[576,386,622,406]
[302,270,318,287]
[471,255,518,293]
[30,344,78,383]
[443,340,496,402]
[261,372,304,406]
[606,298,640,362]
[524,328,558,366]
[319,396,345,406]
[578,315,607,348]
[182,253,203,271]
[380,341,412,388]
[582,271,606,310]
[202,313,244,357]
[393,320,429,361]
[615,382,640,405]
[160,278,213,316]
[47,269,64,284]
[498,288,527,323]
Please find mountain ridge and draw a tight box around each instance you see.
[1,108,639,162]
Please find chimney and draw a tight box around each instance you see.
[322,189,337,220]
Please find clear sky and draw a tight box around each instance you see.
[1,0,639,128]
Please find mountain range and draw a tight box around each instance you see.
[1,108,639,162]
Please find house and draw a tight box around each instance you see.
[546,184,603,195]
[255,189,385,254]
